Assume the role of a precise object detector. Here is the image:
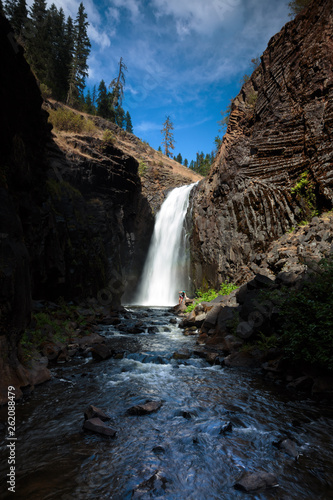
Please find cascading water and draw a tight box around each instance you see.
[134,182,197,306]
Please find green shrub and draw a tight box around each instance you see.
[291,170,318,220]
[48,108,96,134]
[278,258,333,371]
[40,83,52,99]
[102,129,114,144]
[138,160,148,176]
[247,90,258,107]
[185,282,238,313]
[20,302,89,361]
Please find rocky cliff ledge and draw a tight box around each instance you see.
[191,0,333,289]
[45,103,202,301]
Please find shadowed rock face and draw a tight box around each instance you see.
[191,0,333,288]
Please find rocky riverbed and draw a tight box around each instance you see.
[1,306,333,499]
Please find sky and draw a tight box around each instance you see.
[28,0,291,163]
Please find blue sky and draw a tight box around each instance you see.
[28,0,291,162]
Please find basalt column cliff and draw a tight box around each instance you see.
[191,0,333,288]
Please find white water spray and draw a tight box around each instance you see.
[134,183,197,306]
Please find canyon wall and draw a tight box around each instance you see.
[191,0,333,288]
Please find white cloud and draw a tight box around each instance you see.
[112,0,141,20]
[150,0,241,35]
[136,120,162,133]
[88,24,111,49]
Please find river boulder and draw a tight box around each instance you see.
[84,405,111,421]
[83,417,117,437]
[127,400,163,415]
[234,471,278,492]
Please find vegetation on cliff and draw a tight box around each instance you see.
[277,257,333,372]
[186,282,238,313]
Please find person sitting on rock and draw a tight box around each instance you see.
[179,290,186,304]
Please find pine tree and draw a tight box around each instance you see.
[62,16,74,99]
[92,84,97,112]
[125,111,133,133]
[25,0,49,82]
[45,4,70,100]
[5,0,27,39]
[0,0,4,13]
[84,89,95,114]
[96,79,110,118]
[4,0,16,21]
[184,158,188,167]
[115,106,125,128]
[67,2,90,107]
[175,153,182,164]
[161,115,175,158]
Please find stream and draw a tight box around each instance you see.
[1,307,333,499]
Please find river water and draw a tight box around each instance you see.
[1,307,333,499]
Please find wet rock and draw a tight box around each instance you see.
[132,470,167,498]
[84,405,111,421]
[273,438,299,459]
[83,417,117,437]
[181,410,192,420]
[221,335,243,353]
[99,317,121,326]
[152,446,165,454]
[91,343,114,361]
[219,421,232,434]
[192,348,207,359]
[224,351,264,369]
[42,343,62,361]
[127,400,162,415]
[127,326,145,334]
[234,471,278,492]
[173,349,191,360]
[57,349,69,363]
[75,333,105,347]
[148,326,158,334]
[205,352,220,364]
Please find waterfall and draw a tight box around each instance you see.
[134,182,197,306]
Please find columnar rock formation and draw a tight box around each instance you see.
[191,0,333,288]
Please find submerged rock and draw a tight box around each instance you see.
[273,438,299,459]
[234,471,278,492]
[173,349,191,360]
[127,400,163,415]
[132,470,167,498]
[219,421,233,435]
